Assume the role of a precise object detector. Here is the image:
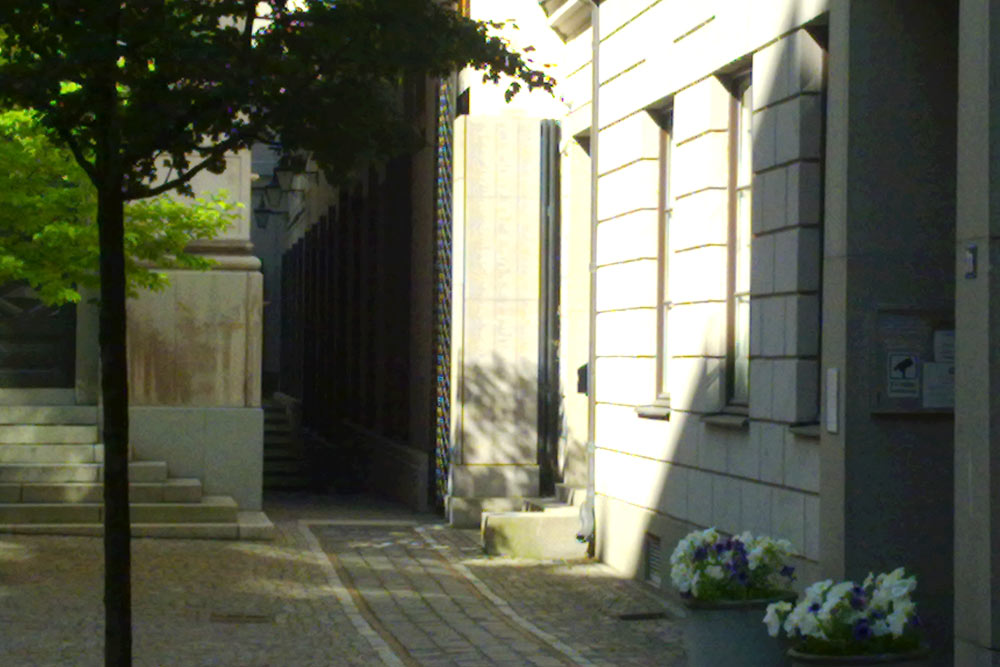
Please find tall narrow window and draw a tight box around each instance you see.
[728,76,752,406]
[656,111,673,402]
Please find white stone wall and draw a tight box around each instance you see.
[545,0,830,581]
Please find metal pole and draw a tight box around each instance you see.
[579,0,600,556]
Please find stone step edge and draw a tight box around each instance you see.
[0,512,274,540]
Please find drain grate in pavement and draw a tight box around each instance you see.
[616,611,669,621]
[209,612,276,624]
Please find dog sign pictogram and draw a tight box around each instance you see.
[887,353,920,398]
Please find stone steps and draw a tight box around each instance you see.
[262,400,305,491]
[481,505,589,560]
[0,461,167,483]
[0,405,275,540]
[0,424,98,444]
[0,405,98,424]
[0,479,202,504]
[480,485,589,559]
[0,496,237,524]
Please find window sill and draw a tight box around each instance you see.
[636,404,671,421]
[788,422,820,439]
[701,412,749,430]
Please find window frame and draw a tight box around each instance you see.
[726,72,752,409]
[655,110,673,404]
[637,106,673,421]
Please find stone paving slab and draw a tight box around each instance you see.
[0,493,686,666]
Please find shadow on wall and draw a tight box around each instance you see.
[459,353,539,465]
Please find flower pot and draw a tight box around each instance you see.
[683,593,796,667]
[786,645,931,666]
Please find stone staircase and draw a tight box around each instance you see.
[262,400,307,490]
[0,405,273,539]
[481,483,590,560]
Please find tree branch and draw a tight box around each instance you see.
[55,127,99,188]
[124,134,243,200]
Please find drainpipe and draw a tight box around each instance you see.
[577,0,600,557]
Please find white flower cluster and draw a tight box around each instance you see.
[669,527,794,600]
[764,567,919,650]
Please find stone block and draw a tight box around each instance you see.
[773,227,821,293]
[667,357,724,413]
[594,404,673,461]
[598,112,661,175]
[750,232,776,296]
[687,469,713,527]
[784,430,819,492]
[482,508,589,559]
[771,488,806,555]
[699,427,729,473]
[662,464,689,520]
[669,246,727,304]
[786,161,822,227]
[712,474,742,535]
[753,30,826,109]
[671,132,729,198]
[451,464,539,498]
[0,425,97,444]
[760,296,787,357]
[596,210,659,266]
[0,406,98,425]
[447,496,523,529]
[784,295,820,357]
[671,189,728,251]
[597,159,659,221]
[596,309,657,357]
[758,166,787,234]
[596,260,658,312]
[595,357,656,407]
[752,106,778,172]
[237,511,276,541]
[804,494,820,561]
[775,94,823,165]
[772,359,819,423]
[749,360,774,420]
[668,303,726,358]
[728,428,761,479]
[757,421,785,484]
[673,76,730,144]
[741,480,772,537]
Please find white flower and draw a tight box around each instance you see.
[887,599,915,636]
[747,546,765,570]
[704,565,725,581]
[764,601,792,637]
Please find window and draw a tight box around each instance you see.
[727,75,752,406]
[638,107,672,421]
[655,111,673,402]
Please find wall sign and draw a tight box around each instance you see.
[870,307,953,414]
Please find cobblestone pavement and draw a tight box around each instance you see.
[0,493,686,666]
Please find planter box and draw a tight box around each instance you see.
[683,593,796,667]
[787,646,931,666]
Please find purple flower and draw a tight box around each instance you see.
[853,618,872,641]
[808,602,821,613]
[780,565,796,580]
[850,595,865,610]
[693,546,708,562]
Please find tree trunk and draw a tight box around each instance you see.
[97,183,132,666]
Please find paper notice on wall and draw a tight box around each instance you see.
[933,330,955,363]
[923,362,955,409]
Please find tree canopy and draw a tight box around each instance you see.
[0,0,553,195]
[0,4,551,664]
[0,108,238,306]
